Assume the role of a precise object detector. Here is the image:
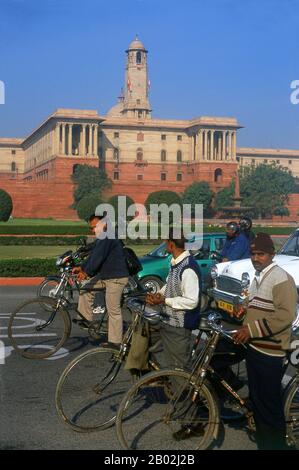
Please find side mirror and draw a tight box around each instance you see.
[79,238,87,247]
[210,251,221,261]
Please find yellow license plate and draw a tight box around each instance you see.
[217,300,234,314]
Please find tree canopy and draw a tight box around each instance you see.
[145,190,182,209]
[182,181,213,216]
[240,163,295,218]
[0,189,13,221]
[71,164,111,209]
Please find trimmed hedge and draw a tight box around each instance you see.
[0,225,88,235]
[0,236,87,246]
[0,258,57,277]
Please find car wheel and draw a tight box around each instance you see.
[139,276,164,293]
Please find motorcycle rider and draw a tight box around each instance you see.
[239,216,255,243]
[220,221,250,262]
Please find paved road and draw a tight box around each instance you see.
[0,286,257,451]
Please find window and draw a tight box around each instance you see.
[137,174,143,181]
[289,160,292,165]
[177,135,182,141]
[176,173,182,181]
[11,161,16,172]
[161,150,166,162]
[161,134,166,141]
[137,99,141,105]
[177,150,182,162]
[136,51,142,64]
[113,171,119,180]
[11,150,16,155]
[264,159,268,163]
[114,132,119,138]
[138,110,142,119]
[136,148,143,161]
[114,148,119,159]
[137,132,144,141]
[276,160,280,164]
[215,237,225,251]
[214,168,222,183]
[161,173,166,181]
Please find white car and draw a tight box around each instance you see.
[209,228,299,330]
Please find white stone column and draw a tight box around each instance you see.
[232,131,237,160]
[88,124,93,155]
[228,131,232,160]
[222,131,226,160]
[62,124,66,155]
[81,124,86,156]
[210,130,214,160]
[197,130,203,160]
[56,123,61,154]
[203,130,208,160]
[68,123,73,155]
[93,124,98,157]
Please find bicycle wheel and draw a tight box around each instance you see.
[8,297,71,359]
[284,378,299,448]
[55,347,134,432]
[116,369,220,450]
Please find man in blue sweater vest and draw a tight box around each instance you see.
[146,228,202,370]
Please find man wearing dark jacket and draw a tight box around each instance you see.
[73,214,129,347]
[221,221,250,261]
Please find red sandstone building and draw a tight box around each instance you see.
[1,37,299,220]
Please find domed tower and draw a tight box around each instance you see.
[122,36,152,119]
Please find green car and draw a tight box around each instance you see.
[137,232,226,310]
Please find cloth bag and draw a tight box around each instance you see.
[125,321,150,371]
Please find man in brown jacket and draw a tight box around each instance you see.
[232,232,297,449]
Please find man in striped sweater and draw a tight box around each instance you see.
[232,232,297,449]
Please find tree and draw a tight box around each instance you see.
[76,191,102,221]
[239,163,295,218]
[182,182,213,216]
[145,190,181,209]
[214,183,234,211]
[274,206,290,219]
[0,189,13,221]
[108,194,135,221]
[71,164,111,210]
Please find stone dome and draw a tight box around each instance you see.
[106,101,124,117]
[128,36,145,51]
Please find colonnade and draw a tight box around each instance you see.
[194,129,237,161]
[54,122,99,156]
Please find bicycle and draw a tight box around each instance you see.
[55,297,166,432]
[115,311,299,450]
[8,254,141,359]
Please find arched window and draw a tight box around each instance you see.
[73,164,80,174]
[114,148,119,159]
[214,168,222,183]
[136,148,143,161]
[11,161,16,171]
[177,150,182,162]
[161,150,166,162]
[136,51,142,64]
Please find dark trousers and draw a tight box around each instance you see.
[246,346,287,450]
[155,322,192,370]
[211,341,288,450]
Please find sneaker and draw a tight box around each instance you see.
[172,423,205,441]
[92,305,106,315]
[72,318,90,330]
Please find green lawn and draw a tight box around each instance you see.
[0,218,85,226]
[0,244,158,260]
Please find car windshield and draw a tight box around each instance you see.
[279,231,299,256]
[147,236,205,258]
[147,242,168,258]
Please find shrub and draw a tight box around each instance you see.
[0,189,13,221]
[0,258,57,277]
[76,191,102,221]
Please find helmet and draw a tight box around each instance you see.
[226,221,239,234]
[239,216,252,231]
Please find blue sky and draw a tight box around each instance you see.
[0,0,299,149]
